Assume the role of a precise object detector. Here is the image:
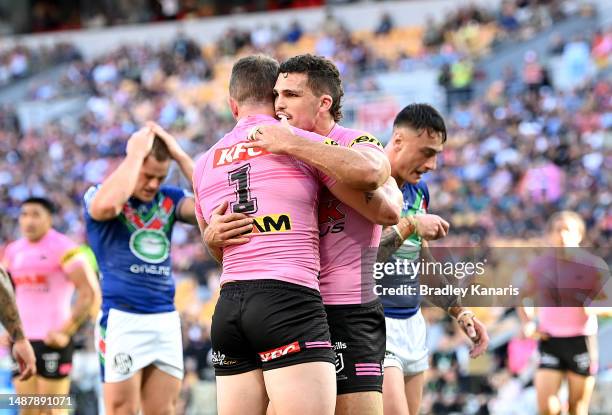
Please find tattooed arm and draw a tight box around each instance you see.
[376,217,416,263]
[0,265,24,341]
[329,176,402,226]
[0,265,36,380]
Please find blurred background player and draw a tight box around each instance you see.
[85,124,196,415]
[1,197,100,412]
[519,211,610,415]
[376,104,489,415]
[194,55,399,415]
[0,264,36,382]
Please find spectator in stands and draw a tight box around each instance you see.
[375,12,393,36]
[285,20,303,43]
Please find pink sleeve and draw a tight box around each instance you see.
[2,243,14,268]
[56,235,80,273]
[346,134,386,154]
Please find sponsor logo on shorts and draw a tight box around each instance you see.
[244,214,292,234]
[574,352,591,370]
[540,352,560,367]
[211,351,238,366]
[349,135,384,149]
[213,142,269,167]
[333,341,347,350]
[335,352,345,374]
[42,352,60,374]
[113,353,133,375]
[259,341,301,362]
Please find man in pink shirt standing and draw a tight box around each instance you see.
[2,197,100,404]
[193,55,400,415]
[519,211,610,415]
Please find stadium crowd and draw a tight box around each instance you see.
[0,0,609,413]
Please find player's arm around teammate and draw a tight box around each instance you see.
[249,118,389,191]
[246,117,402,226]
[0,265,36,381]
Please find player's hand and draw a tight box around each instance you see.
[147,121,188,161]
[457,313,489,358]
[521,321,548,341]
[204,201,254,249]
[12,338,36,381]
[244,116,300,155]
[44,330,70,349]
[414,214,450,240]
[126,127,155,160]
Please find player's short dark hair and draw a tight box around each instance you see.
[21,197,56,214]
[393,103,447,143]
[279,54,344,122]
[149,136,171,162]
[229,55,279,105]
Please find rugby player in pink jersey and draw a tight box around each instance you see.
[205,54,402,415]
[519,211,610,415]
[2,197,100,408]
[193,55,401,415]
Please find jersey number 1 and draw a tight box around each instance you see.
[228,164,257,214]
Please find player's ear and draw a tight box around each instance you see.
[319,94,333,113]
[228,97,239,119]
[392,130,403,152]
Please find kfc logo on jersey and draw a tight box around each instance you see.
[213,142,269,167]
[259,341,301,362]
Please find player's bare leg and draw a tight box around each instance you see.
[382,367,409,415]
[264,362,336,415]
[37,377,71,415]
[567,372,595,415]
[104,370,142,415]
[14,376,38,415]
[336,391,382,415]
[404,372,424,415]
[216,369,268,415]
[535,369,563,415]
[140,366,181,415]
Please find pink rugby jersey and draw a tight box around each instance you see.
[193,114,335,290]
[319,124,385,305]
[528,250,607,337]
[3,229,79,340]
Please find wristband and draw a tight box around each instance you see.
[392,225,403,239]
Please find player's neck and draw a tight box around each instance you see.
[237,104,275,120]
[312,117,335,137]
[393,173,405,189]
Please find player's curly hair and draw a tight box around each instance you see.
[393,103,447,143]
[279,54,344,122]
